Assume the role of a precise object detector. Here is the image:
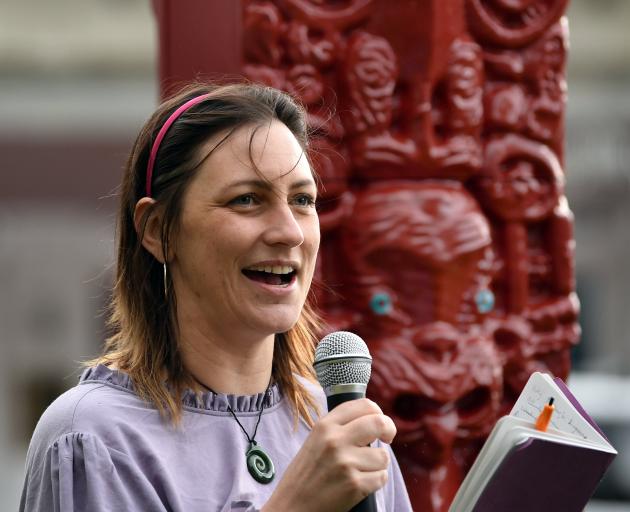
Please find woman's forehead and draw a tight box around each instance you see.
[198,121,312,185]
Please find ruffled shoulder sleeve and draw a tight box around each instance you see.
[20,431,167,512]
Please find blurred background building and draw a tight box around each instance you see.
[0,0,628,510]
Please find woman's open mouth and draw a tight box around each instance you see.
[242,265,297,286]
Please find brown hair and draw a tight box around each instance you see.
[92,82,321,426]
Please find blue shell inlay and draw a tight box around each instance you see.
[475,288,495,314]
[370,292,392,316]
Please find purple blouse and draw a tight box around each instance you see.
[20,365,412,511]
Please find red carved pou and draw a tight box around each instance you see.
[154,1,577,509]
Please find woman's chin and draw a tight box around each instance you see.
[245,305,301,337]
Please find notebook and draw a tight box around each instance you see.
[449,372,617,512]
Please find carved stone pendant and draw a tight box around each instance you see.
[246,442,275,484]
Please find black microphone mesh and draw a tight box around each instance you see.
[314,331,372,388]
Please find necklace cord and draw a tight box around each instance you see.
[189,374,276,484]
[228,400,264,446]
[191,375,271,445]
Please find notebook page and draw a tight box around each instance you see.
[509,372,607,445]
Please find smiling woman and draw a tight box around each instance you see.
[157,119,320,366]
[19,83,412,512]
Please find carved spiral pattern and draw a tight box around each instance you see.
[475,133,564,222]
[246,445,275,484]
[467,0,569,47]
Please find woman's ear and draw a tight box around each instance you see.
[134,197,166,263]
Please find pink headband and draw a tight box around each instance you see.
[145,93,211,197]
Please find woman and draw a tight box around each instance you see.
[20,83,412,511]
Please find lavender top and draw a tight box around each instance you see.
[20,365,412,511]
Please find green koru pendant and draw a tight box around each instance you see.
[246,443,275,484]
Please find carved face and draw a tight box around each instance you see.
[341,182,494,328]
[447,40,484,130]
[286,64,325,105]
[243,2,284,67]
[368,324,501,467]
[343,32,398,132]
[340,183,502,467]
[523,23,567,140]
[524,22,567,88]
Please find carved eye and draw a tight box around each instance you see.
[475,288,495,314]
[455,387,491,420]
[370,292,392,316]
[392,393,442,422]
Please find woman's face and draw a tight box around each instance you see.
[170,120,320,340]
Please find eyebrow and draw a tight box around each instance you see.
[219,178,317,193]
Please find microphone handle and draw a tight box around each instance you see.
[326,391,365,411]
[326,392,378,512]
[351,495,377,512]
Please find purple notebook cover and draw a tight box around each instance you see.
[472,437,615,511]
[553,376,610,442]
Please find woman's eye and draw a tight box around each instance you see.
[293,194,317,207]
[229,194,258,207]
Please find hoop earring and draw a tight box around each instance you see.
[163,262,168,300]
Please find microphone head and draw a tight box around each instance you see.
[313,331,372,390]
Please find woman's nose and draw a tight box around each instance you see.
[263,204,305,247]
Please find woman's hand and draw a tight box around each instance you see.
[262,398,397,512]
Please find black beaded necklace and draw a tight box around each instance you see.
[193,376,275,484]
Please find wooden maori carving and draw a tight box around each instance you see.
[241,1,576,509]
[155,0,576,509]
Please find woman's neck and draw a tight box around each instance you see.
[177,320,275,396]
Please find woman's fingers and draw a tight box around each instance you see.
[343,412,397,446]
[324,398,383,425]
[263,399,395,512]
[356,469,389,497]
[341,446,391,472]
[318,399,397,446]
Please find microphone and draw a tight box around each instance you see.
[313,331,377,512]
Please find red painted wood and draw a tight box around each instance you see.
[153,0,243,97]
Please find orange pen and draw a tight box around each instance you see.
[535,397,555,432]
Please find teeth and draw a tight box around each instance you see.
[247,264,295,274]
